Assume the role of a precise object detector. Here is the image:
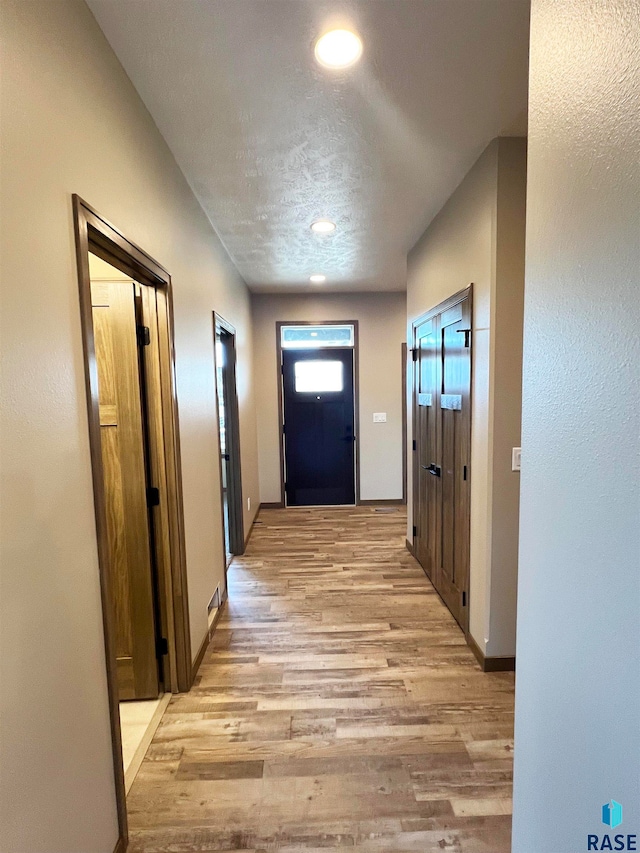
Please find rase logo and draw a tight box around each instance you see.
[588,801,637,851]
[604,802,624,830]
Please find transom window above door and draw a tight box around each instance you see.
[281,324,354,349]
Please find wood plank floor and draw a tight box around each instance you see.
[127,507,514,853]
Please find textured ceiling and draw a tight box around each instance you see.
[86,0,530,293]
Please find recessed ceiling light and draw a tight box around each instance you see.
[314,29,363,69]
[309,274,326,283]
[310,219,336,234]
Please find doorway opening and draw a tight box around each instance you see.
[89,254,175,793]
[277,321,359,507]
[214,313,244,565]
[89,255,163,702]
[412,286,472,634]
[73,196,192,849]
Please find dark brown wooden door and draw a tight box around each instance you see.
[436,298,472,630]
[91,279,160,700]
[414,316,440,581]
[413,290,471,633]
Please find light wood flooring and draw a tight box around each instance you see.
[127,506,514,852]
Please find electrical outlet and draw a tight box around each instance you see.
[512,447,521,472]
[373,412,387,423]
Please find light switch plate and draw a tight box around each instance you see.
[512,447,521,472]
[373,412,387,423]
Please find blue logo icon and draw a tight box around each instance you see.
[602,800,623,829]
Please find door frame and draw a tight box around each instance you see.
[73,195,192,849]
[411,285,473,629]
[275,320,360,507]
[213,312,245,565]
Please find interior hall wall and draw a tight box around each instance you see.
[512,0,640,849]
[0,1,259,850]
[252,292,407,504]
[407,137,527,657]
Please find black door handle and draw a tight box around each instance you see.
[422,463,441,476]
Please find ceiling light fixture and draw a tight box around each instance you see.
[309,274,326,283]
[314,29,363,69]
[310,219,336,234]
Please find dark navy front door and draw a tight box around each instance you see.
[282,347,355,506]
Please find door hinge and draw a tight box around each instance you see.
[282,423,286,435]
[411,348,418,362]
[146,486,160,507]
[156,637,169,657]
[412,525,417,538]
[281,364,284,375]
[463,465,468,481]
[412,439,416,451]
[462,591,467,607]
[136,324,151,347]
[457,329,471,348]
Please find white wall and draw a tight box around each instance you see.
[0,1,259,851]
[512,1,640,851]
[252,292,407,504]
[407,138,527,658]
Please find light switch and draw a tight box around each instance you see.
[512,447,521,472]
[373,412,387,423]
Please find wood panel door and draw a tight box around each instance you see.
[414,316,440,581]
[437,298,472,631]
[413,289,472,633]
[91,280,159,700]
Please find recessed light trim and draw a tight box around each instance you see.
[309,274,326,283]
[310,219,336,234]
[314,29,363,69]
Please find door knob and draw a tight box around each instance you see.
[422,463,441,477]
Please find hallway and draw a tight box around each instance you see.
[126,507,515,852]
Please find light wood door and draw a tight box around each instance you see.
[413,291,471,633]
[91,280,159,700]
[414,317,440,581]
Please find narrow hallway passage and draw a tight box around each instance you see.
[127,508,515,852]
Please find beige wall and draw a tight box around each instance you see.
[252,292,407,504]
[0,1,258,851]
[512,1,640,847]
[407,138,526,657]
[489,141,527,653]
